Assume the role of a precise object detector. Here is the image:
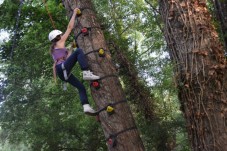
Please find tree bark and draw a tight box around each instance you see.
[62,0,145,151]
[159,0,227,151]
[212,0,227,53]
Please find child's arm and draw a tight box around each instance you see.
[58,8,79,46]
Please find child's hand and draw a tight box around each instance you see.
[74,8,80,14]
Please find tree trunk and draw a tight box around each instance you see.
[159,0,227,151]
[212,0,227,53]
[62,0,145,151]
[109,42,155,120]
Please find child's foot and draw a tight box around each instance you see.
[83,104,96,116]
[83,70,100,80]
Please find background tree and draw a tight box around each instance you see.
[159,0,227,150]
[211,0,227,52]
[0,0,193,150]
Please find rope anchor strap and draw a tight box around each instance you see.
[95,99,127,115]
[90,74,118,90]
[106,126,137,148]
[85,48,106,57]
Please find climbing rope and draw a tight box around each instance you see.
[10,0,24,59]
[106,126,137,147]
[43,0,56,29]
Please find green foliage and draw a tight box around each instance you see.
[0,0,106,150]
[94,0,190,150]
[0,0,190,150]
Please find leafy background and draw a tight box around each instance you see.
[0,0,190,150]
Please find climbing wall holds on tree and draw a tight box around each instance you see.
[90,74,118,90]
[106,106,114,115]
[91,80,100,89]
[87,100,127,117]
[107,136,117,148]
[76,8,82,17]
[84,48,106,57]
[98,48,105,57]
[81,27,88,36]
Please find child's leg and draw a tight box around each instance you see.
[67,74,89,105]
[64,48,88,73]
[55,64,96,114]
[63,48,100,81]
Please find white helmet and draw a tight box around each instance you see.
[48,30,63,41]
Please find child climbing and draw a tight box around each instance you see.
[48,8,99,115]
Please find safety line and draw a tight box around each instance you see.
[43,0,56,29]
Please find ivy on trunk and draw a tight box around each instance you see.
[159,0,227,151]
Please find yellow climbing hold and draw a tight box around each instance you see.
[72,40,77,48]
[99,49,105,55]
[76,9,82,16]
[106,106,114,113]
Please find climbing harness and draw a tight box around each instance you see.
[106,126,137,148]
[61,63,72,90]
[61,63,68,80]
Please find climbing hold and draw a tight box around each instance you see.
[91,81,100,89]
[72,40,77,48]
[106,106,114,115]
[81,27,88,36]
[76,9,82,16]
[98,48,105,57]
[107,136,117,147]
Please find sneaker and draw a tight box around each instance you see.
[83,70,100,80]
[83,104,97,116]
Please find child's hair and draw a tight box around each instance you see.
[50,35,61,53]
